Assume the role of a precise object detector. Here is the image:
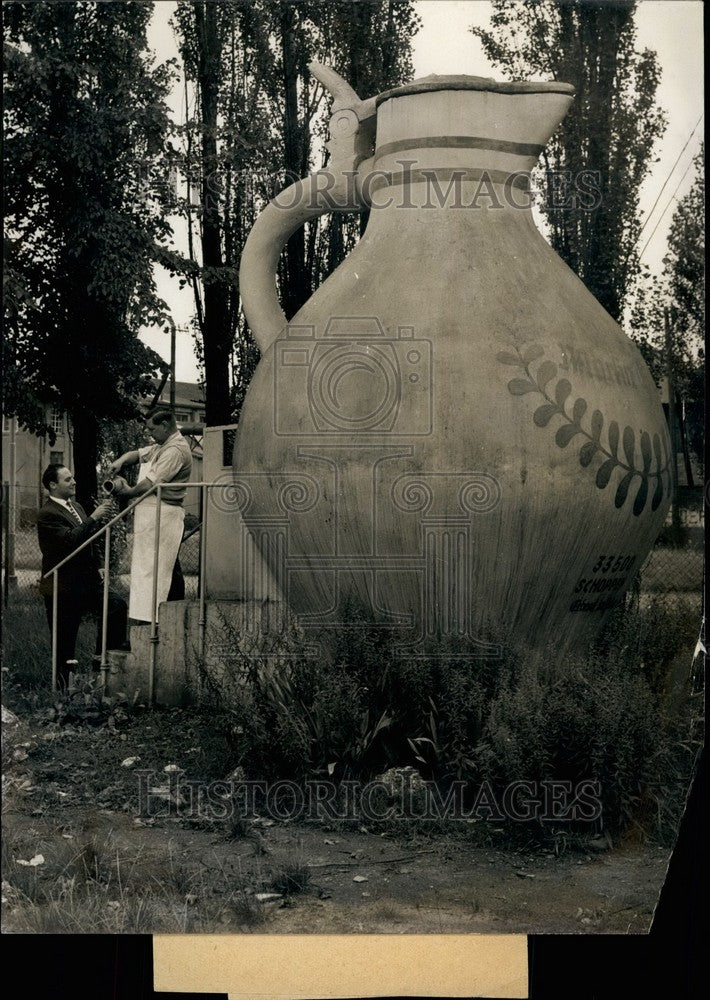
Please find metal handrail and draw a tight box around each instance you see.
[44,482,215,701]
[44,483,161,691]
[41,483,161,579]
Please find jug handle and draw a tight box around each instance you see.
[239,63,377,354]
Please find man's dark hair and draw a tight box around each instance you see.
[146,407,177,427]
[42,463,64,492]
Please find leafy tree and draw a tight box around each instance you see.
[2,1,174,505]
[310,0,421,266]
[630,145,704,473]
[665,144,705,355]
[170,0,285,427]
[472,0,666,321]
[170,0,420,428]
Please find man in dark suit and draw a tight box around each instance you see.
[37,464,128,688]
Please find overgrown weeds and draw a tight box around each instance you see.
[48,673,138,729]
[269,862,311,896]
[198,597,702,845]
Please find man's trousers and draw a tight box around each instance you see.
[43,586,127,688]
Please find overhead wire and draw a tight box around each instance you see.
[632,112,703,257]
[638,151,699,263]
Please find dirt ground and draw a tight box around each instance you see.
[1,702,676,936]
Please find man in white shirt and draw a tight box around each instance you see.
[37,465,127,687]
[109,408,193,623]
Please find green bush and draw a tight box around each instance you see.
[471,645,662,835]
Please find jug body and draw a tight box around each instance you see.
[234,75,671,655]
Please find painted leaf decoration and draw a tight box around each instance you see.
[640,431,652,471]
[555,378,572,407]
[596,457,617,489]
[533,403,559,427]
[633,477,648,516]
[614,472,635,509]
[651,475,664,511]
[507,378,537,395]
[535,360,558,390]
[607,421,619,457]
[521,344,545,364]
[572,397,587,424]
[497,351,523,366]
[590,409,603,442]
[622,426,636,467]
[579,441,597,468]
[555,423,580,448]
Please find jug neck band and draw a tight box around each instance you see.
[370,87,573,208]
[374,135,544,163]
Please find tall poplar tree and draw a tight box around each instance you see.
[472,0,666,321]
[171,0,420,428]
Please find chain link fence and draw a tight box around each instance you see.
[2,516,202,605]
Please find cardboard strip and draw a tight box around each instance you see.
[153,933,528,998]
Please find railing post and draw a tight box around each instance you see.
[100,526,111,693]
[199,484,208,665]
[51,570,58,691]
[7,419,17,591]
[149,486,162,706]
[40,484,160,691]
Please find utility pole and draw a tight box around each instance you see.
[170,322,176,413]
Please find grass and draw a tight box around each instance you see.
[0,818,273,934]
[269,862,311,896]
[1,594,97,712]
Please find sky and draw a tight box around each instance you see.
[143,0,704,382]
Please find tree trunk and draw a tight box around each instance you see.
[280,4,310,318]
[70,408,99,510]
[196,0,232,427]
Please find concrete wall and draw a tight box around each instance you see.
[108,598,290,706]
[202,425,282,601]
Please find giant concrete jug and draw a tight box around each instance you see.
[234,64,671,654]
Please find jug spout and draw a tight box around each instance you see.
[368,75,575,206]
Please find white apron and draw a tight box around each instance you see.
[128,495,184,622]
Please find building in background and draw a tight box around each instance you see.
[2,381,205,522]
[2,406,74,523]
[158,380,205,428]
